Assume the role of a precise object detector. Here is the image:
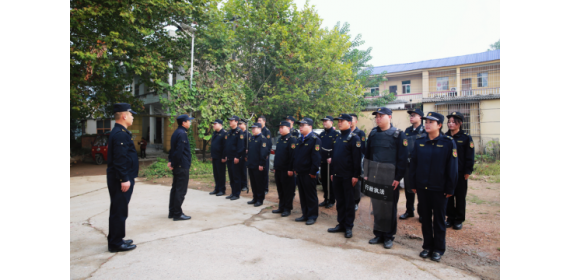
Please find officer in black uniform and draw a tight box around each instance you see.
[400,108,426,221]
[365,107,407,249]
[238,119,250,192]
[318,116,340,209]
[209,119,227,196]
[349,113,366,211]
[224,115,245,200]
[106,103,139,252]
[284,116,301,138]
[410,112,458,262]
[167,114,193,221]
[245,122,271,207]
[258,116,271,195]
[293,118,322,225]
[327,114,362,239]
[272,121,297,217]
[445,111,475,230]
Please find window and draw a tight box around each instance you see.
[402,80,410,94]
[478,72,488,87]
[435,102,480,136]
[97,119,111,134]
[389,85,397,94]
[172,72,177,85]
[135,84,140,96]
[436,77,449,91]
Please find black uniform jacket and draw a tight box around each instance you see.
[107,123,139,182]
[292,131,322,175]
[318,127,340,163]
[169,126,192,169]
[330,129,362,178]
[247,133,270,168]
[225,127,245,159]
[274,133,297,171]
[409,133,458,194]
[210,128,227,159]
[445,130,475,175]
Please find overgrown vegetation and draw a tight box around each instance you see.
[472,139,500,183]
[140,158,213,179]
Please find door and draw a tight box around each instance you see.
[462,78,472,96]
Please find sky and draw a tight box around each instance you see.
[292,0,500,67]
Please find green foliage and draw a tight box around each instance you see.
[140,158,213,179]
[473,160,500,183]
[488,39,500,51]
[70,0,200,119]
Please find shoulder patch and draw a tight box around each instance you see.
[315,144,320,151]
[470,141,474,148]
[453,149,457,157]
[267,135,270,139]
[403,139,408,146]
[291,143,296,149]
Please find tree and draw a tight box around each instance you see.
[488,39,500,51]
[224,0,364,130]
[70,0,199,120]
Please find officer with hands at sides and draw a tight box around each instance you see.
[318,116,340,209]
[400,108,426,221]
[224,116,245,200]
[410,112,458,262]
[106,103,139,252]
[245,122,271,207]
[209,119,227,196]
[272,121,297,217]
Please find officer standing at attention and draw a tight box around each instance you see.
[106,103,139,252]
[238,119,251,192]
[272,121,297,217]
[224,116,245,200]
[327,114,361,239]
[293,118,322,225]
[365,107,407,249]
[284,116,301,138]
[318,116,340,209]
[258,116,271,195]
[349,113,366,211]
[445,111,474,230]
[209,119,227,196]
[166,114,193,221]
[400,109,426,221]
[410,112,458,262]
[245,123,271,207]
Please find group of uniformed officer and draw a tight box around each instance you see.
[105,103,474,263]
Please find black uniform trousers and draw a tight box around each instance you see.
[354,155,364,205]
[446,176,468,224]
[275,170,295,211]
[169,167,189,217]
[240,159,248,191]
[297,174,319,220]
[320,162,335,203]
[264,161,269,192]
[212,159,226,194]
[403,167,420,216]
[107,176,135,247]
[248,168,265,203]
[418,189,448,255]
[333,176,355,229]
[372,187,400,241]
[227,158,242,197]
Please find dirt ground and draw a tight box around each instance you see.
[71,163,500,279]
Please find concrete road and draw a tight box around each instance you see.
[71,176,477,279]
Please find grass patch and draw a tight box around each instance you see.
[472,160,500,183]
[140,158,214,179]
[467,194,486,205]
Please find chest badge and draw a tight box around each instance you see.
[291,144,296,149]
[267,135,270,139]
[453,149,457,157]
[225,135,228,139]
[403,139,408,146]
[240,135,243,139]
[362,136,365,142]
[470,142,474,148]
[262,142,266,147]
[356,142,361,148]
[315,144,320,151]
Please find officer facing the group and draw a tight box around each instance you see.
[349,113,366,211]
[245,123,271,207]
[293,118,322,225]
[258,116,271,195]
[284,116,301,138]
[272,121,297,217]
[318,116,340,209]
[365,107,407,249]
[167,114,194,221]
[400,108,426,221]
[445,111,474,230]
[327,114,362,239]
[410,112,458,262]
[209,119,227,196]
[224,116,245,200]
[238,119,250,192]
[106,103,139,252]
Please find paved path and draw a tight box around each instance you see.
[70,176,477,279]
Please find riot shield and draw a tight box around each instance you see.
[362,158,395,232]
